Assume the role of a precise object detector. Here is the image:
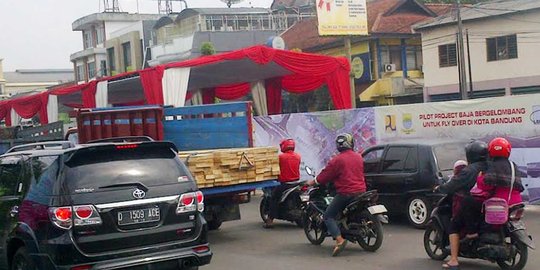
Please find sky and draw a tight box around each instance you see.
[0,0,273,72]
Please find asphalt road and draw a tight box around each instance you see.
[205,197,540,270]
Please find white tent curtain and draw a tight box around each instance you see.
[251,81,268,116]
[95,80,109,108]
[191,89,203,105]
[10,108,21,126]
[162,68,191,107]
[47,94,59,123]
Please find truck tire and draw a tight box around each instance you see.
[407,196,431,229]
[208,219,223,231]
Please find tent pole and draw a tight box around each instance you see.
[344,36,356,108]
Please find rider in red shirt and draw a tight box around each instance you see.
[264,139,301,228]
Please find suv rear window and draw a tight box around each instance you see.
[432,143,467,171]
[63,145,189,194]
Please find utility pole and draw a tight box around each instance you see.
[466,29,474,98]
[456,0,468,99]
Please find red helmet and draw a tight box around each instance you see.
[280,139,295,152]
[488,137,511,158]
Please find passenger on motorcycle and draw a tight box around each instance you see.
[306,133,366,256]
[434,140,488,269]
[264,138,301,229]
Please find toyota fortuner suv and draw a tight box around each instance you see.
[0,141,211,270]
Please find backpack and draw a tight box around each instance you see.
[483,161,515,225]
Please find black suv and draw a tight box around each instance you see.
[0,141,211,270]
[362,140,467,228]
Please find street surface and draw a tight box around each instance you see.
[206,197,540,270]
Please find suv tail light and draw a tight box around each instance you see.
[177,192,204,214]
[196,191,204,212]
[49,205,102,230]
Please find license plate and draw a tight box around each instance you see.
[300,194,310,202]
[324,197,334,205]
[368,205,388,215]
[118,206,160,226]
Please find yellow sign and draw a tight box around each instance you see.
[316,0,368,36]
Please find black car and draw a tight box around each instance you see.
[362,140,467,228]
[0,141,211,270]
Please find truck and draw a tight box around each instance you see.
[69,102,279,230]
[0,121,65,154]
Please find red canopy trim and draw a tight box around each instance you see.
[0,100,12,126]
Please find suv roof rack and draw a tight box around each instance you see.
[87,136,155,144]
[5,141,75,154]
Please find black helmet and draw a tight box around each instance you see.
[336,133,354,152]
[465,140,488,163]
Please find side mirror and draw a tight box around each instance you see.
[305,166,315,177]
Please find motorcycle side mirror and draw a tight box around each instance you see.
[305,166,315,177]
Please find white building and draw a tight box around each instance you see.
[415,0,540,101]
[70,12,162,82]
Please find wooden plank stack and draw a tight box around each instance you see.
[178,146,280,188]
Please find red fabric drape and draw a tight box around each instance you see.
[215,83,251,100]
[265,78,282,115]
[202,88,215,104]
[10,92,49,124]
[0,100,12,126]
[81,81,98,108]
[140,66,165,105]
[165,46,351,109]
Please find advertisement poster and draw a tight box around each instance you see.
[254,108,376,179]
[316,0,368,36]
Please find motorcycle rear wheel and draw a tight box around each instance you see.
[423,223,449,261]
[302,211,326,245]
[259,197,270,223]
[356,211,384,252]
[496,241,528,270]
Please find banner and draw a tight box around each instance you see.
[254,108,376,179]
[375,94,540,203]
[316,0,368,36]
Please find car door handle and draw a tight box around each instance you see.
[10,206,19,217]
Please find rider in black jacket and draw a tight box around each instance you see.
[435,140,488,269]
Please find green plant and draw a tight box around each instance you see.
[200,42,216,56]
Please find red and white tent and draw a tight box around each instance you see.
[0,45,351,126]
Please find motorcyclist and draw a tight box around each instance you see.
[264,138,301,228]
[435,140,489,269]
[306,133,366,256]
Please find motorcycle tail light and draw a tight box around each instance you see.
[300,185,309,192]
[509,208,525,221]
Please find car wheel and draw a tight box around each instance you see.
[407,196,431,229]
[11,247,36,270]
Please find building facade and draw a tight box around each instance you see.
[148,8,313,66]
[415,0,540,101]
[281,0,451,106]
[70,12,162,82]
[0,68,73,96]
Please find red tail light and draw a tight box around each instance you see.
[71,265,93,270]
[177,193,197,214]
[116,144,138,149]
[301,185,309,192]
[50,205,102,230]
[193,245,209,253]
[510,208,525,221]
[196,191,204,212]
[182,193,195,206]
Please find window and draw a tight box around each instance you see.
[96,26,105,45]
[0,156,23,197]
[487,34,518,61]
[406,46,422,70]
[122,42,132,72]
[87,62,96,79]
[382,147,410,172]
[363,148,384,173]
[24,156,59,202]
[100,60,107,77]
[107,48,116,74]
[404,147,418,172]
[380,45,402,70]
[433,143,466,171]
[438,44,457,67]
[76,65,84,81]
[83,31,93,49]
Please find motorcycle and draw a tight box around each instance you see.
[260,180,306,226]
[300,167,388,252]
[423,195,535,270]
